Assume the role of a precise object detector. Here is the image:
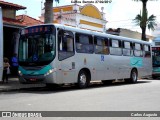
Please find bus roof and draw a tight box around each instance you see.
[23,23,151,45]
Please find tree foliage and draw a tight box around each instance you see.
[133,10,157,31]
[133,0,158,40]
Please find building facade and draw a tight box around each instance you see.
[107,28,154,41]
[40,4,107,32]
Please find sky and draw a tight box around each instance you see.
[4,0,160,36]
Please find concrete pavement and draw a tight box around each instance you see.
[0,77,45,92]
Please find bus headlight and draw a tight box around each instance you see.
[18,70,23,76]
[44,68,56,76]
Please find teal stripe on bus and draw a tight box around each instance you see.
[19,65,52,75]
[130,57,143,67]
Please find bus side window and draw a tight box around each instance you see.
[144,45,151,58]
[94,36,109,54]
[134,43,143,57]
[123,41,131,56]
[58,30,74,61]
[76,33,93,53]
[109,39,122,56]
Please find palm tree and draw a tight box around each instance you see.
[133,10,157,37]
[44,0,59,23]
[133,0,157,40]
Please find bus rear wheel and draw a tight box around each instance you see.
[125,69,138,83]
[77,70,90,88]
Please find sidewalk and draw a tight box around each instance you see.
[0,77,45,92]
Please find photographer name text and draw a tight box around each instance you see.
[71,0,112,4]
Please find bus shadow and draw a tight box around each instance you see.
[3,79,152,94]
[89,80,151,89]
[151,78,160,80]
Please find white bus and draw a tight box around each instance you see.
[18,24,152,88]
[0,7,3,82]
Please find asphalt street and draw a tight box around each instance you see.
[0,78,160,120]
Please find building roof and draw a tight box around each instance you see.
[3,15,43,28]
[0,0,26,10]
[16,15,43,26]
[3,17,26,28]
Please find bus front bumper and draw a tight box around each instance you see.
[18,72,56,84]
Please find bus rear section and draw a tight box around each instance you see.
[0,7,3,82]
[152,46,160,79]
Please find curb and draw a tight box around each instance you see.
[0,78,46,92]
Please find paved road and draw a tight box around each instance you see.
[0,79,160,119]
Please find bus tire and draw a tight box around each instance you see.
[77,70,90,88]
[125,69,138,83]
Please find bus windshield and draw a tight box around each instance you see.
[18,25,56,66]
[152,47,160,67]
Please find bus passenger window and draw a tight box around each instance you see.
[123,41,131,56]
[144,45,151,58]
[76,33,93,53]
[109,39,122,56]
[58,30,74,61]
[134,43,143,57]
[94,36,109,54]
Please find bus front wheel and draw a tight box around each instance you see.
[77,70,90,88]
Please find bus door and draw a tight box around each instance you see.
[57,29,76,83]
[109,39,124,79]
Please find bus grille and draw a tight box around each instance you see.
[21,66,44,70]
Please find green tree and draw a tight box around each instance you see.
[44,0,59,23]
[133,0,157,41]
[133,10,157,38]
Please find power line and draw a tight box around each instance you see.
[108,19,133,23]
[107,15,160,23]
